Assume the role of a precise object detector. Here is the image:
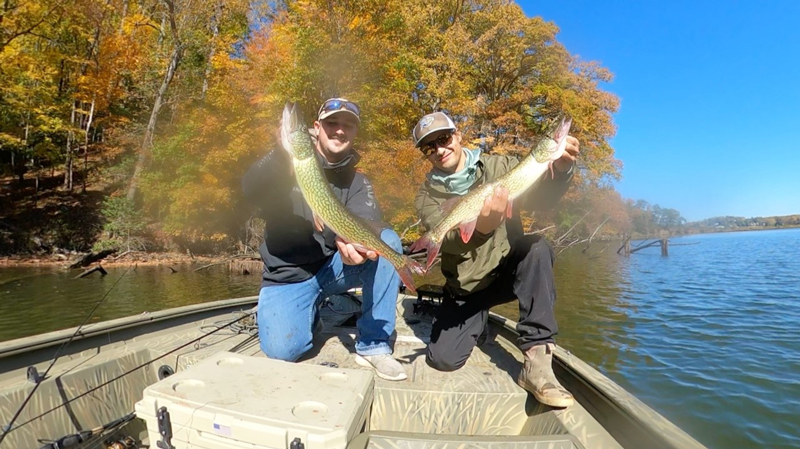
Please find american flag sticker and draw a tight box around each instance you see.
[213,423,232,437]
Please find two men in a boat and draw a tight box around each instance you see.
[243,98,408,381]
[411,111,580,408]
[243,101,579,407]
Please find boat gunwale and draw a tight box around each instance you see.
[488,311,706,449]
[0,295,707,449]
[0,295,259,360]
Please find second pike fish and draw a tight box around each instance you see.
[280,103,424,293]
[410,117,572,271]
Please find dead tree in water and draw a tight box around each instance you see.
[68,249,117,268]
[75,265,108,279]
[618,237,699,256]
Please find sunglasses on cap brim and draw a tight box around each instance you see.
[319,99,360,117]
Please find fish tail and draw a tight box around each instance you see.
[397,256,425,295]
[409,233,441,272]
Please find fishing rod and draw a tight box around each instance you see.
[0,265,133,447]
[36,412,136,449]
[1,310,255,443]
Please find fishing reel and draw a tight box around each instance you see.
[105,436,137,449]
[411,284,444,317]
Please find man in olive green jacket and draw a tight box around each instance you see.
[412,111,579,408]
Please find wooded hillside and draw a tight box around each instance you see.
[1,0,640,255]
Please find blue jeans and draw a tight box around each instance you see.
[257,229,402,361]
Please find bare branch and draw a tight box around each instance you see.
[588,216,611,242]
[555,210,591,245]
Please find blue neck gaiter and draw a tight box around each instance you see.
[429,148,480,195]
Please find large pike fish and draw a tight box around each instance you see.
[279,103,424,293]
[410,117,572,271]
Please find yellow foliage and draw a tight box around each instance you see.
[1,0,628,246]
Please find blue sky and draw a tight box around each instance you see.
[519,1,800,221]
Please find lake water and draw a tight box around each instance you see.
[1,228,798,448]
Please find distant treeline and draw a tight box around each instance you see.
[683,214,800,233]
[623,201,800,238]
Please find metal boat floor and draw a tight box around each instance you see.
[0,294,622,448]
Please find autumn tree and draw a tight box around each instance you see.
[239,0,621,243]
[2,0,629,252]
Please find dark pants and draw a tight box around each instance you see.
[426,235,559,372]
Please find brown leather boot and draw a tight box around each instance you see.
[517,343,574,408]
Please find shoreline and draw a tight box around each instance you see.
[2,226,797,268]
[0,252,249,268]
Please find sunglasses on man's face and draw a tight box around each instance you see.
[319,99,360,117]
[420,132,454,156]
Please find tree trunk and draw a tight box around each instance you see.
[82,97,95,193]
[64,101,76,190]
[126,43,183,201]
[201,2,222,99]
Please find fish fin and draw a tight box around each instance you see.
[398,257,426,295]
[349,242,370,253]
[313,213,325,232]
[459,220,477,243]
[506,200,513,219]
[548,161,555,179]
[409,233,441,272]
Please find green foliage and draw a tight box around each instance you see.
[95,196,146,251]
[1,0,631,251]
[625,201,686,236]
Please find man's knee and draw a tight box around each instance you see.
[259,335,308,362]
[527,237,554,264]
[425,347,467,372]
[380,228,402,253]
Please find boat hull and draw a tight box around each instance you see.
[0,294,706,449]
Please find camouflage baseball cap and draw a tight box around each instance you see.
[412,112,456,147]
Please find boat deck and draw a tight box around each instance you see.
[145,292,618,446]
[0,290,703,449]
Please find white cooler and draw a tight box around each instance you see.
[135,352,374,449]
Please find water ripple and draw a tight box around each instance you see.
[555,229,800,449]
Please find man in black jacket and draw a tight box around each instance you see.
[242,98,407,381]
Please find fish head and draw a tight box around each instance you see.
[533,116,572,163]
[280,103,315,160]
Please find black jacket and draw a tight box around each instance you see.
[242,146,383,286]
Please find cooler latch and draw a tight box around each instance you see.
[156,406,175,449]
[290,437,305,449]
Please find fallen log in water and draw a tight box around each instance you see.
[68,249,117,269]
[75,265,108,279]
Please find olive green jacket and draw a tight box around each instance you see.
[414,152,573,296]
